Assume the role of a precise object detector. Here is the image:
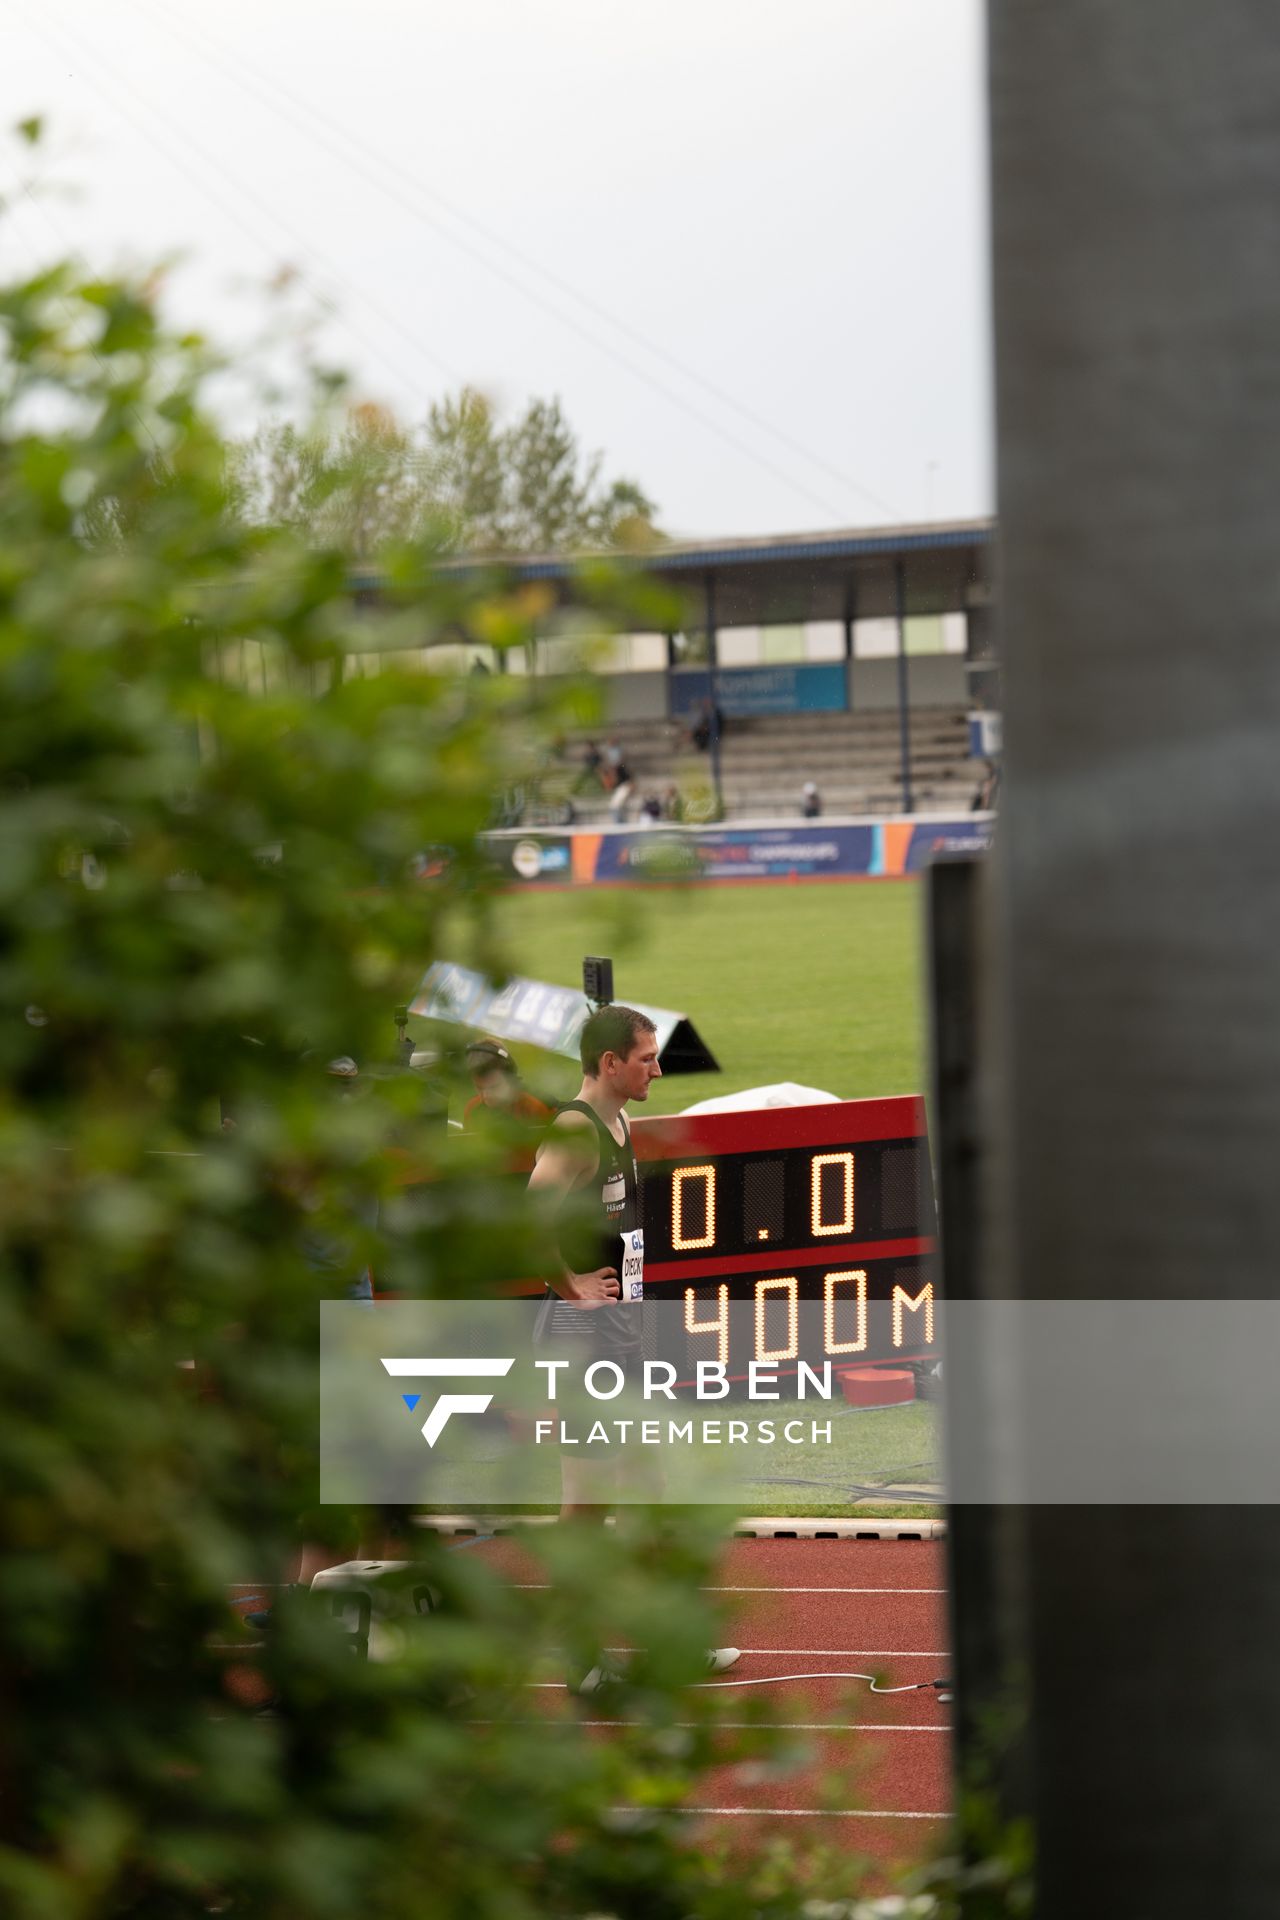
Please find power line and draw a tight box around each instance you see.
[133,0,905,524]
[12,1,467,413]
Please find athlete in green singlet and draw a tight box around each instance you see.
[528,1003,739,1691]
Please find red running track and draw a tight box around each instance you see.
[474,1533,953,1871]
[228,1536,953,1872]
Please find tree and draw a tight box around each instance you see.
[494,393,656,553]
[421,386,505,546]
[230,402,440,561]
[233,386,660,559]
[0,201,882,1916]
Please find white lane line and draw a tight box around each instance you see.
[508,1584,945,1596]
[544,1721,949,1733]
[617,1807,949,1820]
[603,1648,948,1659]
[529,1681,940,1697]
[706,1586,946,1595]
[613,1720,947,1732]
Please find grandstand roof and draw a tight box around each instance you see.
[362,519,995,629]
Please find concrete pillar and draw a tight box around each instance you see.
[986,5,1280,1913]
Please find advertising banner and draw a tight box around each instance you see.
[898,820,995,872]
[671,663,847,718]
[967,710,1003,758]
[481,815,994,887]
[483,833,572,886]
[590,823,875,883]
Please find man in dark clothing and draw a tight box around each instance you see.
[689,698,721,753]
[572,741,605,795]
[527,1005,739,1689]
[527,1005,658,1526]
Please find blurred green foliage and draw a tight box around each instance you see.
[0,189,909,1915]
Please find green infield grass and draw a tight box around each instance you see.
[416,1396,942,1522]
[476,876,926,1115]
[736,1398,942,1517]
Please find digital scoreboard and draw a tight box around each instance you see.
[632,1095,938,1383]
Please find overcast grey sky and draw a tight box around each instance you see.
[3,0,991,539]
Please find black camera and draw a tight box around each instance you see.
[582,955,614,1010]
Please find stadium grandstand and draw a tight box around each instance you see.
[240,519,1003,828]
[419,518,998,824]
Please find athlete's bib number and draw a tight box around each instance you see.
[620,1228,645,1302]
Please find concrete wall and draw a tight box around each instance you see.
[850,654,967,711]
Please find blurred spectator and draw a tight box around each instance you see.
[604,754,634,820]
[689,698,722,753]
[466,1036,556,1167]
[801,781,822,819]
[573,740,604,795]
[640,793,662,824]
[661,783,685,822]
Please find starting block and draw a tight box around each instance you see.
[309,1560,441,1661]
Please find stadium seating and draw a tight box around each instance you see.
[551,708,977,824]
